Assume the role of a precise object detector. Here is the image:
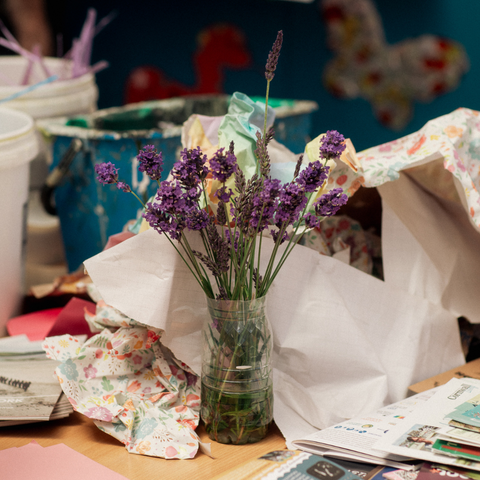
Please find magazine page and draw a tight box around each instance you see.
[0,357,61,421]
[374,378,480,472]
[211,450,365,480]
[292,390,437,469]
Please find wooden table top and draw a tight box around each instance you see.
[0,412,287,479]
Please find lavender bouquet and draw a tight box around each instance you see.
[95,31,348,444]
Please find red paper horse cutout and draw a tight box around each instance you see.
[124,23,251,104]
[321,0,469,130]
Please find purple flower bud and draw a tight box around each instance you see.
[319,130,346,161]
[270,228,289,244]
[314,188,348,217]
[210,147,237,183]
[214,186,233,203]
[143,202,184,240]
[265,31,283,81]
[155,180,186,215]
[186,209,210,231]
[275,182,308,226]
[137,144,164,181]
[116,181,131,193]
[304,212,321,229]
[173,147,208,189]
[296,161,329,192]
[95,162,118,185]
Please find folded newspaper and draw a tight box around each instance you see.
[292,390,437,470]
[294,378,480,473]
[374,378,480,472]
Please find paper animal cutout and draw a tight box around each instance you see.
[321,0,469,130]
[124,23,251,103]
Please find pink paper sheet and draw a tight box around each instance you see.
[0,441,129,480]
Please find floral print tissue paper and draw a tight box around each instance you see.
[42,300,205,459]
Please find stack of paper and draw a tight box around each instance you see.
[294,378,480,474]
[0,344,73,426]
[374,378,480,471]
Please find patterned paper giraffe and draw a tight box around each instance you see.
[321,0,469,130]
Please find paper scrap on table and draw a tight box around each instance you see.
[0,440,129,480]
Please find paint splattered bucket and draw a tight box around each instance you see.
[38,95,318,272]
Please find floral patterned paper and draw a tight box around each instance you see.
[358,108,480,231]
[42,300,203,460]
[302,215,382,277]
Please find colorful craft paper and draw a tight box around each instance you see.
[43,301,204,460]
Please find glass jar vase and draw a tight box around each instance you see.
[200,295,273,444]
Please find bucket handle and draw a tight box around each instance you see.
[41,138,84,215]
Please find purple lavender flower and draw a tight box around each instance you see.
[186,208,210,231]
[265,30,283,81]
[250,178,281,231]
[154,180,187,214]
[194,224,230,276]
[95,162,118,185]
[254,128,274,178]
[275,182,308,226]
[173,147,208,189]
[216,200,227,226]
[313,188,348,217]
[143,202,185,240]
[296,161,330,192]
[214,186,233,203]
[319,130,346,161]
[116,182,131,193]
[303,212,321,229]
[209,147,237,183]
[270,228,290,244]
[225,230,239,252]
[137,145,164,181]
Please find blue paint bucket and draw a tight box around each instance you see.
[38,95,318,272]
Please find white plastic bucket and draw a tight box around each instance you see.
[0,56,98,119]
[0,56,98,288]
[0,107,38,335]
[0,56,98,188]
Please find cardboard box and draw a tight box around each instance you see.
[408,357,480,395]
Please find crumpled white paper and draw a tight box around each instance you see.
[84,227,464,447]
[358,107,480,323]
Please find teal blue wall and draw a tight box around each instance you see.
[66,0,480,152]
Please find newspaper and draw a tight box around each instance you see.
[0,356,62,421]
[374,378,480,471]
[292,390,437,469]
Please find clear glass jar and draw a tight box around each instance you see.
[200,295,273,444]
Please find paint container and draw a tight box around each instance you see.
[0,56,99,287]
[0,108,38,334]
[38,95,318,272]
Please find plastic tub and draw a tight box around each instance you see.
[0,107,38,335]
[0,56,98,119]
[38,95,318,272]
[0,56,99,288]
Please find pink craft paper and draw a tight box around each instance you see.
[46,297,96,338]
[6,308,62,341]
[0,441,129,480]
[104,231,135,250]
